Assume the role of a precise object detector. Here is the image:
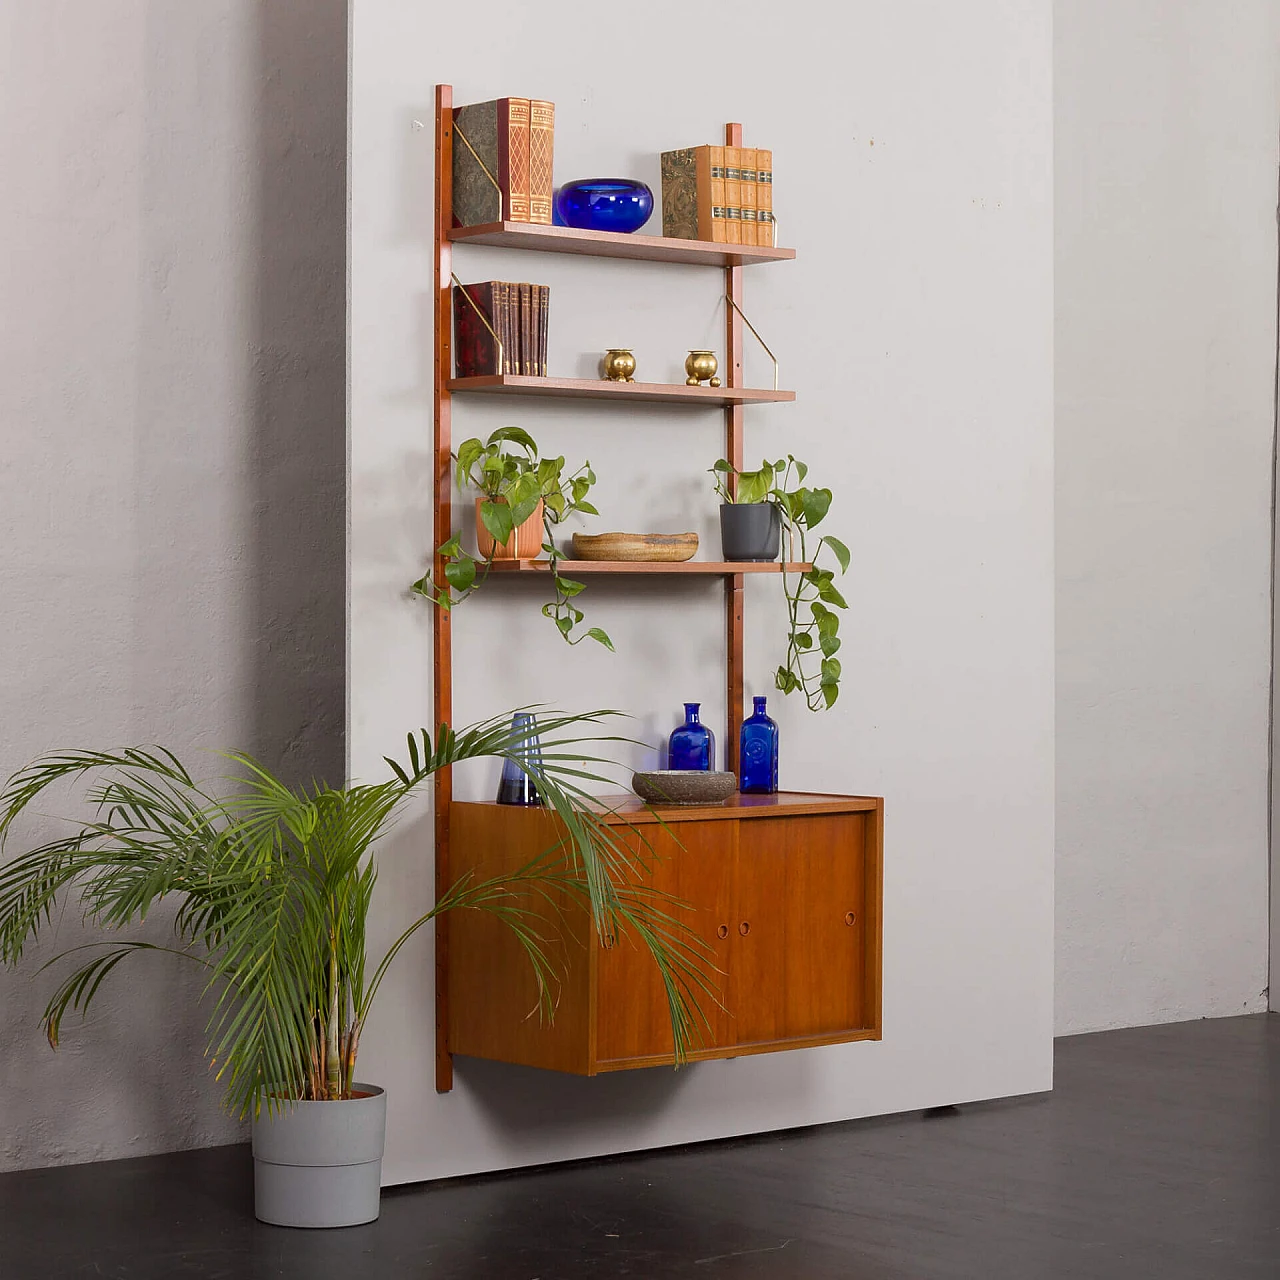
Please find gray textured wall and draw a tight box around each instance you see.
[0,2,347,1170]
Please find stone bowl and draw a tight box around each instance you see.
[631,770,738,807]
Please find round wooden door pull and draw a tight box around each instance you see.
[738,921,751,936]
[716,924,729,939]
[844,912,857,926]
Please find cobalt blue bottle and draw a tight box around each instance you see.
[668,703,715,771]
[739,696,779,793]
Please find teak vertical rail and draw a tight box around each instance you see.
[724,122,745,775]
[433,83,455,1094]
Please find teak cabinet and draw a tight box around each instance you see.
[431,84,884,1089]
[447,793,883,1074]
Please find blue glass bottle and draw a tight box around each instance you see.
[496,712,543,805]
[668,703,715,771]
[739,697,779,793]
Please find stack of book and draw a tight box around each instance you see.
[453,281,550,378]
[659,145,774,245]
[452,97,555,226]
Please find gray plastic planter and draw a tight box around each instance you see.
[720,502,781,562]
[251,1084,387,1228]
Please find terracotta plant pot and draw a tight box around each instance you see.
[476,497,545,559]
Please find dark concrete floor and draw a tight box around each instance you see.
[2,1014,1277,1279]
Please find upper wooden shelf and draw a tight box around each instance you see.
[448,221,796,267]
[485,559,812,576]
[448,375,795,406]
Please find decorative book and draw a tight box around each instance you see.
[660,145,728,242]
[661,142,770,243]
[453,280,549,377]
[452,97,549,226]
[528,100,555,224]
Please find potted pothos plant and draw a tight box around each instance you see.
[0,711,708,1228]
[711,456,851,709]
[411,426,613,649]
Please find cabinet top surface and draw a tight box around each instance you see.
[455,791,881,824]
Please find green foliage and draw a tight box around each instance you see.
[412,427,610,649]
[711,455,851,712]
[0,714,712,1117]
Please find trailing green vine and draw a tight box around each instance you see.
[411,427,612,649]
[711,456,851,709]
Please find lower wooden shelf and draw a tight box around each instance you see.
[446,791,884,1075]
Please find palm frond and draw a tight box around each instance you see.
[0,710,713,1116]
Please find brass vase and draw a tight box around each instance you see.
[685,349,720,387]
[602,348,636,382]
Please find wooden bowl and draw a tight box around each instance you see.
[631,770,738,807]
[572,532,698,562]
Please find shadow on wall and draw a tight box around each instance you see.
[248,0,347,784]
[457,1056,695,1139]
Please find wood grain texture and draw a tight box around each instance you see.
[448,219,796,266]
[483,559,812,575]
[447,374,795,405]
[449,797,883,1075]
[595,820,736,1065]
[433,82,455,1094]
[447,803,593,1075]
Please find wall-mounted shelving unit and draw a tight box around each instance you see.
[432,83,882,1093]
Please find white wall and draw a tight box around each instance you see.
[351,0,1055,1185]
[1055,1,1280,1035]
[0,2,346,1170]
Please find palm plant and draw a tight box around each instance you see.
[0,710,710,1118]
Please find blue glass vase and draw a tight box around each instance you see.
[555,179,654,234]
[496,713,543,805]
[668,703,715,772]
[739,697,779,794]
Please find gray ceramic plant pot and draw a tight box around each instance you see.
[251,1084,387,1228]
[720,502,781,562]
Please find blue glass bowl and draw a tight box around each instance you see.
[554,179,654,234]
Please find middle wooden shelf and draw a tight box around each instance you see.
[484,559,814,575]
[447,374,795,406]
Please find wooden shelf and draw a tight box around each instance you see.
[484,559,812,575]
[448,220,796,267]
[447,375,795,406]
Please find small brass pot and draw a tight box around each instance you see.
[602,348,636,382]
[685,349,720,387]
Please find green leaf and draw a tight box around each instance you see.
[454,438,485,488]
[800,488,832,529]
[585,627,615,651]
[816,579,848,610]
[489,425,539,455]
[443,556,476,593]
[821,657,842,683]
[819,632,841,658]
[556,577,586,597]
[794,632,813,649]
[479,499,515,546]
[793,459,809,484]
[556,615,573,635]
[575,501,599,517]
[822,536,851,574]
[821,683,839,708]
